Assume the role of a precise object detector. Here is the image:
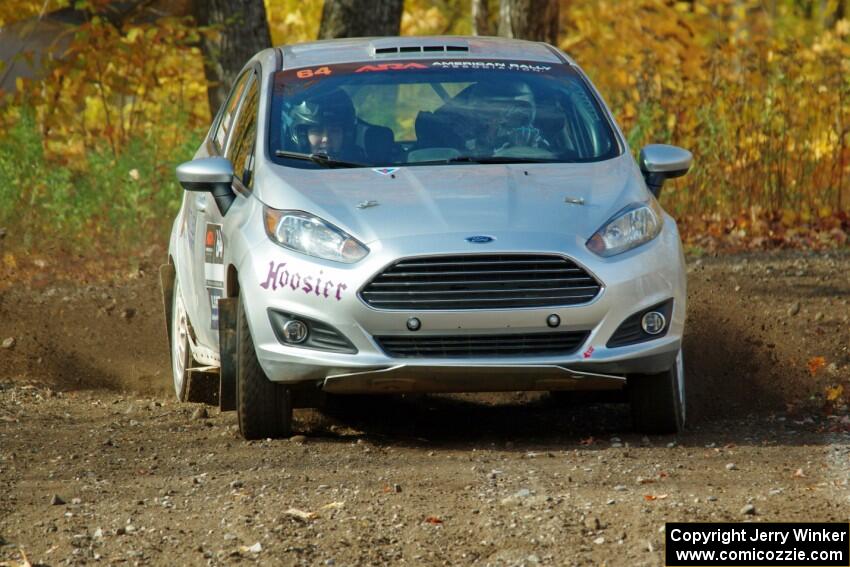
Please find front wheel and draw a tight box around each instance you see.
[235,293,292,439]
[628,350,686,434]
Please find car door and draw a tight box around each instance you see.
[190,70,260,352]
[180,70,253,346]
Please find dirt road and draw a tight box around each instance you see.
[1,251,849,566]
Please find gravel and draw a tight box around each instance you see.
[191,406,208,420]
[1,251,849,565]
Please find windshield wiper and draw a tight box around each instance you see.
[274,150,367,168]
[412,155,557,166]
[450,155,557,164]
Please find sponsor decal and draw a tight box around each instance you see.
[582,345,594,359]
[274,59,566,97]
[372,167,399,176]
[355,62,428,73]
[203,223,224,329]
[204,223,224,288]
[207,287,222,330]
[430,61,552,73]
[296,66,332,79]
[259,261,348,301]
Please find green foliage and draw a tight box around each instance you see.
[0,107,203,251]
[0,109,72,249]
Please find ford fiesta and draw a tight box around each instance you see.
[161,36,693,440]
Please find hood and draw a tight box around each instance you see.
[256,153,646,244]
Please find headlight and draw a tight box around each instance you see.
[586,200,664,257]
[263,207,369,263]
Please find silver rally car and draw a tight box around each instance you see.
[161,36,693,439]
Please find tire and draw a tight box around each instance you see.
[628,350,686,434]
[170,279,193,402]
[236,292,292,439]
[170,278,218,404]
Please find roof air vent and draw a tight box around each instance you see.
[371,43,469,57]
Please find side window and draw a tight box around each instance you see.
[212,71,252,153]
[226,76,259,188]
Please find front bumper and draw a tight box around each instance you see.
[237,221,686,393]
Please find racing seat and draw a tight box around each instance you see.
[414,110,464,151]
[354,121,396,164]
[363,124,395,164]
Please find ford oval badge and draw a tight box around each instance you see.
[466,235,495,244]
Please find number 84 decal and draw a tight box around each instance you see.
[296,66,332,79]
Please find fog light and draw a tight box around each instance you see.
[406,317,421,331]
[641,311,666,335]
[282,320,308,343]
[546,314,560,328]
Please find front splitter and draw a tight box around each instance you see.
[321,364,625,394]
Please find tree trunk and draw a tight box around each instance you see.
[318,0,404,39]
[498,0,559,44]
[193,0,271,117]
[830,0,848,26]
[472,0,493,36]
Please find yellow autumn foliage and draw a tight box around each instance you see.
[0,0,848,253]
[559,0,850,248]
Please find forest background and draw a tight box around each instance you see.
[0,0,848,268]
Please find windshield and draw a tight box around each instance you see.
[269,59,620,168]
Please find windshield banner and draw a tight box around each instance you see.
[274,59,567,96]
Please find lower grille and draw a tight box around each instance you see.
[375,331,589,358]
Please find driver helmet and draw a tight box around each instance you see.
[464,81,542,150]
[471,81,536,126]
[288,90,356,153]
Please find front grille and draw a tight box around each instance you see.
[375,331,589,358]
[360,254,602,310]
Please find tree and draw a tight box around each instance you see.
[472,0,493,35]
[318,0,404,39]
[193,0,271,116]
[497,0,559,44]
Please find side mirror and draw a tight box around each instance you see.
[176,157,236,215]
[639,144,693,197]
